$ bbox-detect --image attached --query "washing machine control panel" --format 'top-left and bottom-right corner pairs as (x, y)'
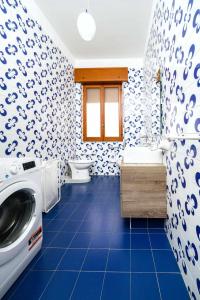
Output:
(23, 161), (36, 171)
(0, 159), (40, 181)
(9, 165), (18, 175)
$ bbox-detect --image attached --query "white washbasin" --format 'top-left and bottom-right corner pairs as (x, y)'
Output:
(123, 146), (163, 164)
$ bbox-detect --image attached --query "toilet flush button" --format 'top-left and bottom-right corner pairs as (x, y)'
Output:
(9, 165), (18, 175)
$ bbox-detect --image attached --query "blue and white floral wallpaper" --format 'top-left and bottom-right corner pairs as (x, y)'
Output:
(0, 0), (76, 181)
(75, 67), (149, 175)
(2, 0), (200, 297)
(145, 0), (200, 298)
(0, 0), (156, 179)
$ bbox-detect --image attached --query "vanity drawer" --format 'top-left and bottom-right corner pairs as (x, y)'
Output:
(120, 164), (167, 218)
(121, 165), (166, 183)
(121, 200), (167, 218)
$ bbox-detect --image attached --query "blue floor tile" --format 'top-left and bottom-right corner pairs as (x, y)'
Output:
(71, 272), (104, 300)
(54, 211), (72, 220)
(79, 220), (102, 232)
(42, 213), (53, 220)
(50, 232), (75, 248)
(110, 233), (130, 249)
(3, 267), (31, 299)
(148, 218), (164, 228)
(28, 247), (47, 270)
(131, 228), (148, 234)
(99, 220), (114, 232)
(112, 218), (130, 233)
(102, 273), (130, 300)
(82, 249), (108, 271)
(70, 232), (93, 248)
(9, 271), (53, 300)
(131, 218), (148, 228)
(69, 210), (87, 221)
(46, 219), (66, 231)
(131, 250), (155, 272)
(107, 249), (130, 272)
(33, 248), (65, 270)
(42, 209), (59, 219)
(56, 207), (77, 219)
(90, 232), (111, 248)
(131, 273), (160, 300)
(131, 234), (151, 249)
(42, 219), (52, 231)
(158, 274), (189, 300)
(148, 228), (166, 233)
(40, 271), (78, 299)
(42, 231), (57, 247)
(61, 221), (81, 232)
(150, 234), (171, 249)
(4, 176), (189, 300)
(58, 249), (87, 271)
(153, 250), (179, 272)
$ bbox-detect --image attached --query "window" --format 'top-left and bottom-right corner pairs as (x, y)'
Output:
(83, 84), (123, 142)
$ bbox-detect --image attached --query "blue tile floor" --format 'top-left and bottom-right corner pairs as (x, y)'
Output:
(4, 176), (189, 300)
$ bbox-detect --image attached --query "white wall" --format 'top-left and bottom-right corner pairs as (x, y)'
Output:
(27, 0), (75, 65)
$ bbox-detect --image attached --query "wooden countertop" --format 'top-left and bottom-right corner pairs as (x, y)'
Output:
(121, 163), (165, 167)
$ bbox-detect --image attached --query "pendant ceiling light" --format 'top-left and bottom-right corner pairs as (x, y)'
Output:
(77, 1), (96, 41)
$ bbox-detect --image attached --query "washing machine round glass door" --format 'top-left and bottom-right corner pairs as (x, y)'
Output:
(0, 189), (36, 248)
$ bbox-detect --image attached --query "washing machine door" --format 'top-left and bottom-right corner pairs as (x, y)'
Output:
(0, 188), (36, 248)
(0, 181), (42, 265)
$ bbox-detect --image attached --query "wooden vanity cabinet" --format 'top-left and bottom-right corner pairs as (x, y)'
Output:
(120, 163), (167, 218)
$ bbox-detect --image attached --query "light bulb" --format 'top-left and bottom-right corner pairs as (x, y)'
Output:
(77, 10), (96, 41)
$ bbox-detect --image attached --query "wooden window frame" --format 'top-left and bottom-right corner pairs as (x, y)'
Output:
(83, 84), (123, 142)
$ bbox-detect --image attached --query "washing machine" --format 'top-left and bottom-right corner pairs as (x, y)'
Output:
(0, 158), (43, 299)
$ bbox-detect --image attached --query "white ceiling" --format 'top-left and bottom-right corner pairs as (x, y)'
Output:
(34, 0), (153, 60)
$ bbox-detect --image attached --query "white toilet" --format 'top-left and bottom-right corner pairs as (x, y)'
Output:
(66, 159), (94, 183)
